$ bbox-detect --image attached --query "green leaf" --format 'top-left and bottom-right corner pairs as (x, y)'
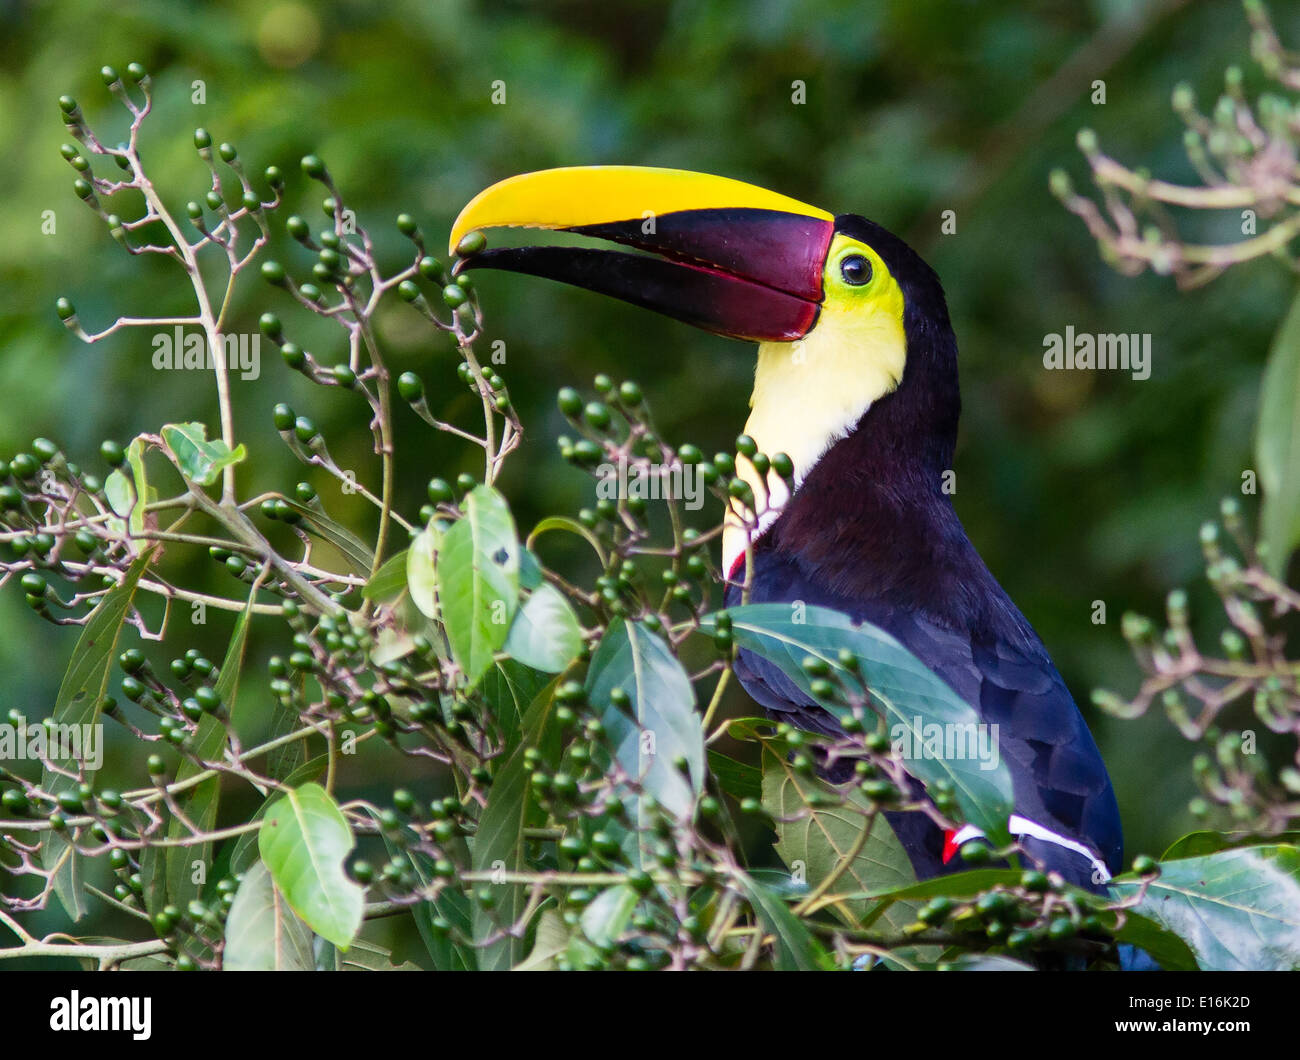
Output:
(527, 515), (606, 566)
(704, 604), (1014, 839)
(161, 421), (247, 487)
(363, 549), (409, 603)
(481, 660), (553, 750)
(737, 871), (836, 971)
(513, 908), (569, 971)
(1113, 911), (1198, 972)
(436, 485), (520, 685)
(1160, 829), (1300, 861)
(104, 437), (156, 542)
(339, 938), (421, 972)
(849, 867), (1028, 932)
(40, 548), (153, 921)
(580, 885), (639, 949)
(1110, 844), (1300, 970)
(258, 783), (364, 950)
(406, 526), (438, 619)
(279, 500), (373, 574)
(707, 749), (762, 802)
(939, 953), (1034, 971)
(398, 847), (476, 971)
(761, 743), (917, 934)
(229, 752), (329, 876)
(1257, 287), (1300, 575)
(472, 677), (560, 970)
(364, 799), (476, 972)
(519, 547), (544, 590)
(503, 583), (583, 673)
(586, 619), (704, 821)
(223, 860), (315, 970)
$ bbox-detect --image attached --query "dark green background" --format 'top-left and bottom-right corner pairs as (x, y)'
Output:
(0, 0), (1289, 877)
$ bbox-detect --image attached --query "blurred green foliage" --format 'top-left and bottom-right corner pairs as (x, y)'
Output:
(1, 0), (1291, 875)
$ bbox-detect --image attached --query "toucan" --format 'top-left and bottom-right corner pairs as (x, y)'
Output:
(448, 166), (1123, 892)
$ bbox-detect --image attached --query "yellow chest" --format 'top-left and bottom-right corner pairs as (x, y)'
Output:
(722, 291), (907, 575)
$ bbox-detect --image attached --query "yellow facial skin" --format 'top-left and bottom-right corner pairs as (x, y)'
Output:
(723, 232), (909, 575)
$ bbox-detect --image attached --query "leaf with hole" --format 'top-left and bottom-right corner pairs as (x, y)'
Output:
(436, 485), (520, 685)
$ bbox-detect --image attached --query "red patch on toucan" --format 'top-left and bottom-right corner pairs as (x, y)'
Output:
(726, 552), (745, 582)
(941, 829), (960, 864)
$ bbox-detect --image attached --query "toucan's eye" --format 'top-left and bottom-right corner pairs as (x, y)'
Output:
(840, 254), (872, 286)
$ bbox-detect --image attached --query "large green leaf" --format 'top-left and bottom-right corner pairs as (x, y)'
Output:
(586, 619), (704, 822)
(704, 604), (1013, 839)
(761, 742), (917, 934)
(258, 783), (364, 950)
(737, 872), (836, 971)
(1110, 844), (1300, 970)
(436, 485), (520, 685)
(40, 548), (153, 921)
(1257, 287), (1300, 576)
(160, 421), (247, 487)
(472, 677), (560, 970)
(503, 582), (583, 673)
(223, 860), (315, 970)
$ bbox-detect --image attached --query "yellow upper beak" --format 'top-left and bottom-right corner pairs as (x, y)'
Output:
(448, 165), (831, 254)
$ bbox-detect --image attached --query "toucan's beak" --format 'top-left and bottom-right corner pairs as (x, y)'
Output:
(448, 166), (835, 342)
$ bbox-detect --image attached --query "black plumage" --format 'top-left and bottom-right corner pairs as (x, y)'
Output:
(724, 215), (1122, 889)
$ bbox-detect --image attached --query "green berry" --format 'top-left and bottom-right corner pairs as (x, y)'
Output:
(455, 230), (486, 257)
(557, 387), (582, 417)
(300, 154), (327, 179)
(397, 372), (424, 402)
